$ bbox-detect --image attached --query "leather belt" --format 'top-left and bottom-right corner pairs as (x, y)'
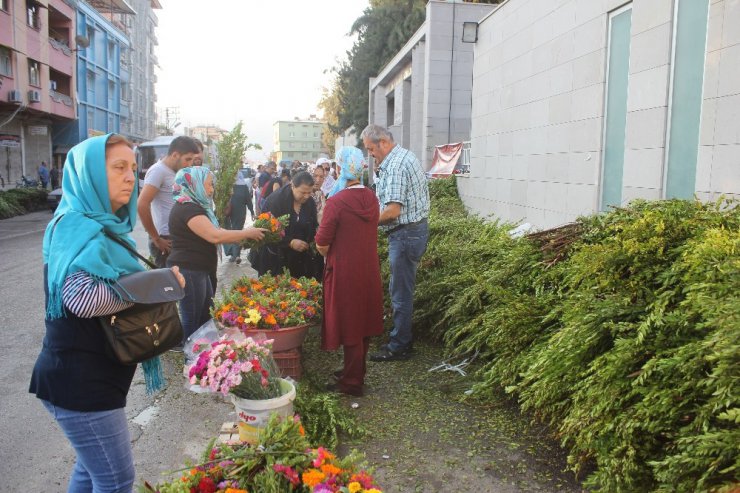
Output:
(386, 218), (427, 235)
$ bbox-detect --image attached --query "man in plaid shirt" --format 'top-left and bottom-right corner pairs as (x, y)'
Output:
(362, 124), (430, 361)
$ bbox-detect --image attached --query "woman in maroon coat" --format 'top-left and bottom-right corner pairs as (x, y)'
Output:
(315, 147), (384, 397)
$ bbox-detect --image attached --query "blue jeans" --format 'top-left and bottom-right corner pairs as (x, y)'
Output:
(387, 220), (429, 352)
(176, 267), (214, 343)
(41, 400), (135, 493)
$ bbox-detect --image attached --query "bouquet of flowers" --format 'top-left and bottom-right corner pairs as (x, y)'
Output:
(187, 336), (283, 400)
(243, 212), (289, 249)
(140, 415), (383, 493)
(212, 273), (322, 332)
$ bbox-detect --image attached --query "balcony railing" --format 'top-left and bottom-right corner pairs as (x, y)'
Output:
(49, 37), (72, 56)
(50, 90), (74, 106)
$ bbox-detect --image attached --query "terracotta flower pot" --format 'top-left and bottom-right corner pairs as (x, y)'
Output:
(243, 323), (311, 352)
(215, 321), (312, 352)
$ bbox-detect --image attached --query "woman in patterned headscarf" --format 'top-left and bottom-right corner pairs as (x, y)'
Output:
(315, 147), (383, 397)
(167, 167), (266, 343)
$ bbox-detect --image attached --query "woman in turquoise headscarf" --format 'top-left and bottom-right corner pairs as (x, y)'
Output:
(167, 166), (266, 344)
(315, 147), (383, 397)
(29, 134), (186, 492)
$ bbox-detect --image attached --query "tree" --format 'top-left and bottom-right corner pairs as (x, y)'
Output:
(213, 122), (261, 224)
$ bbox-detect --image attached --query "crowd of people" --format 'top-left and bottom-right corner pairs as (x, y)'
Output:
(29, 123), (430, 491)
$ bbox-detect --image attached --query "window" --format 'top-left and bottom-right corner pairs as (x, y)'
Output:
(86, 108), (94, 134)
(289, 132), (295, 137)
(86, 70), (95, 102)
(108, 80), (115, 106)
(28, 59), (40, 86)
(599, 4), (632, 211)
(664, 0), (710, 198)
(1, 0), (9, 12)
(0, 46), (11, 77)
(27, 0), (40, 29)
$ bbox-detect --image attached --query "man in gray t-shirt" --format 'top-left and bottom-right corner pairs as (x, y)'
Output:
(137, 136), (200, 267)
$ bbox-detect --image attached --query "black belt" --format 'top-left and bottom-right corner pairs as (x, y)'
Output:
(386, 218), (427, 235)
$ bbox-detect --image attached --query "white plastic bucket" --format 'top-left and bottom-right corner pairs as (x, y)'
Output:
(231, 379), (296, 444)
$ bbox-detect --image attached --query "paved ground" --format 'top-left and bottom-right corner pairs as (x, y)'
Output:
(0, 211), (257, 491)
(1, 211), (583, 492)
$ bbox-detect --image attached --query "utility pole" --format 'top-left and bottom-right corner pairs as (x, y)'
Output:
(161, 106), (180, 135)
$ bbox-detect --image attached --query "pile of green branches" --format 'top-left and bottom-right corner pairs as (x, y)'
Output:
(0, 188), (48, 218)
(406, 178), (739, 492)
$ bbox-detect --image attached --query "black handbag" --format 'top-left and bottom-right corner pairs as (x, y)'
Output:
(99, 232), (185, 365)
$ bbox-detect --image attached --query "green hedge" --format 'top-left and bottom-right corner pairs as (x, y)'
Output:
(0, 188), (48, 219)
(403, 178), (739, 492)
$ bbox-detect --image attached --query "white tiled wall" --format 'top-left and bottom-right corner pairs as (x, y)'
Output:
(460, 0), (740, 230)
(696, 0), (740, 200)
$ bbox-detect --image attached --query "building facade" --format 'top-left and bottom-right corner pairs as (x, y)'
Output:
(109, 0), (160, 143)
(51, 0), (131, 154)
(186, 124), (227, 166)
(459, 0), (740, 229)
(367, 1), (496, 169)
(0, 0), (76, 185)
(273, 117), (326, 163)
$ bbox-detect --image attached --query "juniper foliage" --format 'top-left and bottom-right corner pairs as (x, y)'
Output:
(405, 178), (739, 491)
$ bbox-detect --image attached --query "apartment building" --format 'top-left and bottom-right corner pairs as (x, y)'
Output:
(51, 0), (131, 155)
(273, 117), (326, 163)
(0, 0), (76, 185)
(109, 0), (161, 143)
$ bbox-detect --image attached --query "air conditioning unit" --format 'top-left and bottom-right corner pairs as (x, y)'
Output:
(8, 89), (22, 103)
(28, 90), (41, 102)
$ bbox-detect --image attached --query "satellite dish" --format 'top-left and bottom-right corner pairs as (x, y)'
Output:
(74, 35), (90, 49)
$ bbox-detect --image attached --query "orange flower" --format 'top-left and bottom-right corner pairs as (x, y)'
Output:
(299, 425), (306, 436)
(237, 316), (245, 324)
(258, 213), (270, 220)
(320, 463), (342, 476)
(301, 469), (326, 488)
(224, 489), (248, 493)
(265, 314), (277, 325)
(300, 290), (308, 298)
(280, 301), (288, 309)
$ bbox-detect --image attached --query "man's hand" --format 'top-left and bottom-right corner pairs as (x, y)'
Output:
(289, 239), (309, 252)
(379, 202), (402, 225)
(152, 236), (172, 255)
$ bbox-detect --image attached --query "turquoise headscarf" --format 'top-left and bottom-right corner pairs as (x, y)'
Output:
(327, 146), (366, 198)
(43, 133), (144, 320)
(173, 167), (219, 227)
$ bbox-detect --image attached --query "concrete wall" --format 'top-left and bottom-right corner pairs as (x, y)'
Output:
(422, 1), (492, 167)
(367, 1), (496, 170)
(459, 0), (740, 229)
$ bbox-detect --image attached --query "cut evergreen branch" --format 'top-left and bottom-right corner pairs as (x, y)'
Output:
(399, 178), (739, 492)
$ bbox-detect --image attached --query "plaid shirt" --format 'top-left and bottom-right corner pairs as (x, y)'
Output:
(375, 145), (430, 232)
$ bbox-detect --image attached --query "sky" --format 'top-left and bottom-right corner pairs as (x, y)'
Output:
(155, 0), (369, 161)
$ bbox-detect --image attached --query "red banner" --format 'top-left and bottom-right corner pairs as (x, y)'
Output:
(428, 142), (463, 177)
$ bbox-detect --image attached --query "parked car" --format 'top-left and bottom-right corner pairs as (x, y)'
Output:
(47, 187), (62, 211)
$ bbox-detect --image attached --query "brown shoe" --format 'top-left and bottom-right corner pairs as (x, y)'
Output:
(326, 382), (363, 397)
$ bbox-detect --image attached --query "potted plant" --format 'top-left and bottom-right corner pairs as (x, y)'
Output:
(211, 273), (322, 351)
(187, 337), (296, 443)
